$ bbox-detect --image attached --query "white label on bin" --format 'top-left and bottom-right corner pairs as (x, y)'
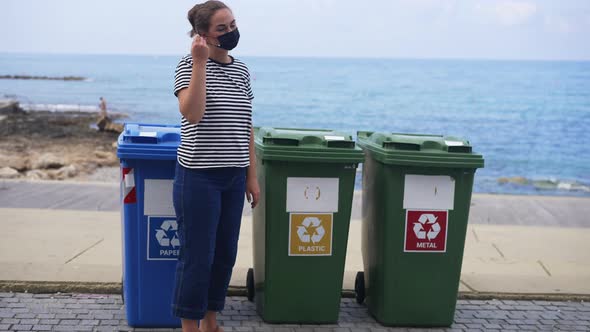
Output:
(289, 213), (333, 256)
(139, 131), (158, 137)
(286, 177), (339, 213)
(445, 140), (464, 146)
(124, 171), (135, 188)
(324, 135), (345, 141)
(147, 216), (179, 260)
(144, 179), (174, 216)
(403, 175), (455, 210)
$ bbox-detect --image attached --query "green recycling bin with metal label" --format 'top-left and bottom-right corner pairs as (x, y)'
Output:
(246, 127), (364, 323)
(355, 131), (484, 327)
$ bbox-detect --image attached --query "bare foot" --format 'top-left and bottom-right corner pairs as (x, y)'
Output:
(200, 310), (222, 332)
(200, 323), (223, 332)
(181, 318), (201, 332)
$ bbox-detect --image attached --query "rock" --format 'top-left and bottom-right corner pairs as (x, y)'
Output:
(96, 115), (123, 133)
(32, 153), (65, 169)
(105, 122), (124, 133)
(49, 165), (78, 180)
(0, 99), (22, 114)
(92, 150), (117, 167)
(81, 162), (98, 173)
(96, 115), (109, 131)
(0, 167), (19, 179)
(533, 179), (558, 190)
(497, 176), (529, 185)
(0, 75), (85, 81)
(0, 153), (29, 171)
(24, 169), (50, 180)
(94, 150), (111, 159)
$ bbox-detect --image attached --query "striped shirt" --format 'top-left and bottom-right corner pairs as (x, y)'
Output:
(173, 55), (254, 169)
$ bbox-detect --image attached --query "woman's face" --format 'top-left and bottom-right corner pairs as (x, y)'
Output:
(204, 8), (236, 44)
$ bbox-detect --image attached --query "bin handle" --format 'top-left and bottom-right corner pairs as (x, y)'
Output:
(327, 140), (356, 149)
(448, 145), (472, 153)
(262, 137), (299, 146)
(382, 142), (421, 151)
(126, 136), (158, 144)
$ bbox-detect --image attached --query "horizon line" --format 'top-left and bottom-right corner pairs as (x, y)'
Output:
(1, 51), (589, 63)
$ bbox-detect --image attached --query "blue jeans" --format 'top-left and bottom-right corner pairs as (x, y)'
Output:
(171, 162), (247, 320)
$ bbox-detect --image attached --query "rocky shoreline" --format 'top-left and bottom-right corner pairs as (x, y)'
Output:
(0, 100), (123, 181)
(0, 75), (86, 81)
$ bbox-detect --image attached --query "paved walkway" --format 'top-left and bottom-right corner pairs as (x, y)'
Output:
(1, 207), (589, 296)
(1, 293), (589, 331)
(1, 179), (590, 331)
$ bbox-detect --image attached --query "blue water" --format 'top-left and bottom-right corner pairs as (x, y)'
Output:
(1, 53), (589, 196)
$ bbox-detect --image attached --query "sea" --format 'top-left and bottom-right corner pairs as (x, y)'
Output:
(1, 53), (589, 196)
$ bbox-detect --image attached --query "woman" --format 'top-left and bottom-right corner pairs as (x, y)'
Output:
(172, 2), (260, 331)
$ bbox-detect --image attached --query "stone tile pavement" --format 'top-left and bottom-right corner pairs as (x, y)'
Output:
(1, 293), (589, 331)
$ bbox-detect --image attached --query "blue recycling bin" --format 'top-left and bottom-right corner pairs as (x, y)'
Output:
(117, 123), (182, 327)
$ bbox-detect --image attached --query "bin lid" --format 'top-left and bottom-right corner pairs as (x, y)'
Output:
(254, 127), (364, 163)
(357, 131), (484, 168)
(117, 123), (181, 160)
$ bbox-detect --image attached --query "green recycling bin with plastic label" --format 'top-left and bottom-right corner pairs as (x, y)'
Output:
(246, 127), (364, 323)
(355, 131), (484, 327)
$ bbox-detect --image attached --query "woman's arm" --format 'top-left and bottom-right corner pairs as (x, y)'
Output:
(246, 126), (260, 208)
(177, 35), (208, 124)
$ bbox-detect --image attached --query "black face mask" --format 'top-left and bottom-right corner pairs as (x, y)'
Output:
(216, 28), (240, 50)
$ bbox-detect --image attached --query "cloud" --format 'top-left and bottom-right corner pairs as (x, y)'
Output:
(544, 14), (573, 33)
(543, 10), (590, 34)
(476, 1), (537, 26)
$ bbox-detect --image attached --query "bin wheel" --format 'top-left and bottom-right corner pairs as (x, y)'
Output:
(121, 278), (125, 305)
(355, 271), (365, 304)
(246, 268), (255, 302)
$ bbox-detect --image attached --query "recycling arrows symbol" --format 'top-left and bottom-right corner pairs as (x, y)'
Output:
(413, 213), (441, 241)
(297, 217), (325, 244)
(155, 219), (180, 248)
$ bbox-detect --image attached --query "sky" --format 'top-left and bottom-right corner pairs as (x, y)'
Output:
(1, 0), (590, 60)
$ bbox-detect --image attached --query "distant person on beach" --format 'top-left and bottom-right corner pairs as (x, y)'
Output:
(99, 97), (108, 117)
(96, 97), (112, 131)
(171, 1), (259, 332)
